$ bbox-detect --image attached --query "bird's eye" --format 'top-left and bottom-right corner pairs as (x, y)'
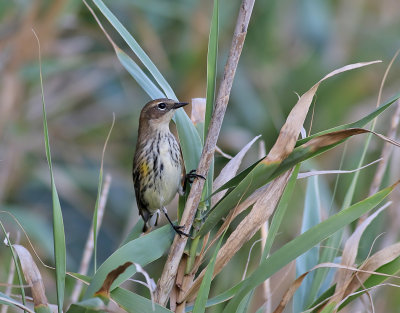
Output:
(158, 102), (167, 110)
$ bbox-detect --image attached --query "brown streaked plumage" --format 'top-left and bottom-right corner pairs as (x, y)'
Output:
(132, 98), (188, 236)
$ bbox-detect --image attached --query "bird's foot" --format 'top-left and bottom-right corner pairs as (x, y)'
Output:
(186, 169), (206, 184)
(172, 224), (190, 237)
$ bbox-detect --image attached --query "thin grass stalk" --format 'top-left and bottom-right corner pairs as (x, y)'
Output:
(258, 141), (271, 313)
(0, 224), (26, 311)
(92, 115), (115, 273)
(69, 174), (112, 304)
(345, 49), (399, 210)
(0, 232), (20, 313)
(33, 29), (66, 313)
(369, 100), (400, 196)
(154, 0), (256, 305)
(356, 49), (400, 227)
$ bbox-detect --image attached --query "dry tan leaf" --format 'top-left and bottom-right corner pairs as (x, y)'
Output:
(304, 128), (368, 149)
(182, 171), (293, 302)
(95, 261), (132, 298)
(13, 245), (49, 308)
(265, 61), (381, 163)
(273, 272), (307, 313)
(304, 128), (400, 151)
(212, 135), (261, 206)
(204, 185), (269, 256)
(344, 242), (400, 299)
(331, 204), (389, 303)
(274, 260), (400, 313)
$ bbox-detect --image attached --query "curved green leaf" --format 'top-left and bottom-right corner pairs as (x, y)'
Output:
(84, 225), (174, 298)
(92, 0), (175, 98)
(116, 49), (165, 99)
(111, 288), (173, 313)
(120, 219), (145, 247)
(90, 0), (203, 174)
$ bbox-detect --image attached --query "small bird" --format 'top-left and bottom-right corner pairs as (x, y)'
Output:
(132, 98), (203, 236)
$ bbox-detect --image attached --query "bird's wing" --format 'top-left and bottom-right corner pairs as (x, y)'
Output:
(132, 155), (150, 223)
(179, 140), (187, 194)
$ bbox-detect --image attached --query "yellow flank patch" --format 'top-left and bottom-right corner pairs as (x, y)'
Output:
(140, 162), (149, 177)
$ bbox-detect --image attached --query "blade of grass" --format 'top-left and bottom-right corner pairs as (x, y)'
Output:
(221, 182), (398, 312)
(84, 225), (174, 299)
(202, 0), (219, 221)
(197, 181), (395, 311)
(85, 0), (203, 173)
(119, 219), (145, 247)
(308, 256), (400, 311)
(0, 223), (26, 308)
(33, 30), (66, 313)
(303, 93), (400, 303)
(184, 0), (220, 276)
(338, 256), (400, 309)
(111, 288), (173, 313)
(0, 293), (33, 313)
(92, 115), (115, 272)
(204, 0), (219, 140)
(174, 110), (203, 172)
(192, 234), (225, 313)
(294, 175), (322, 312)
(116, 49), (165, 99)
(296, 93), (400, 146)
(92, 0), (176, 98)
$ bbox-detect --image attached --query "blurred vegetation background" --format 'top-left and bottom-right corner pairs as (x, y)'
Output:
(1, 0), (400, 311)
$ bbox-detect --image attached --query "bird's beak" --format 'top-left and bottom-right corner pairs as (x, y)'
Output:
(173, 102), (189, 109)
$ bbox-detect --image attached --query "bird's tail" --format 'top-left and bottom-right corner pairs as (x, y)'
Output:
(142, 211), (160, 232)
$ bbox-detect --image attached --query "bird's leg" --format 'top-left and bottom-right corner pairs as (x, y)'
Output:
(162, 207), (189, 237)
(186, 169), (206, 184)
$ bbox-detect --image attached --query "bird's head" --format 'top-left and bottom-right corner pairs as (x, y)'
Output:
(139, 98), (188, 129)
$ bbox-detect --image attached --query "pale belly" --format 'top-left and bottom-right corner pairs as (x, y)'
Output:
(142, 136), (181, 211)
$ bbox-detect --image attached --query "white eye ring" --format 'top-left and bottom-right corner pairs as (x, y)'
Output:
(158, 102), (167, 110)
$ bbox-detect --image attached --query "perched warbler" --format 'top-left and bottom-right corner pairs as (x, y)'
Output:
(132, 98), (203, 236)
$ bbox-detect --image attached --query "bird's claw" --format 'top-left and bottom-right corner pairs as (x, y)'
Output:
(173, 224), (190, 237)
(186, 169), (206, 184)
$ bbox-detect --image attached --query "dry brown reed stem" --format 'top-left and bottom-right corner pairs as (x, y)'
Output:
(154, 0), (256, 305)
(69, 173), (112, 304)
